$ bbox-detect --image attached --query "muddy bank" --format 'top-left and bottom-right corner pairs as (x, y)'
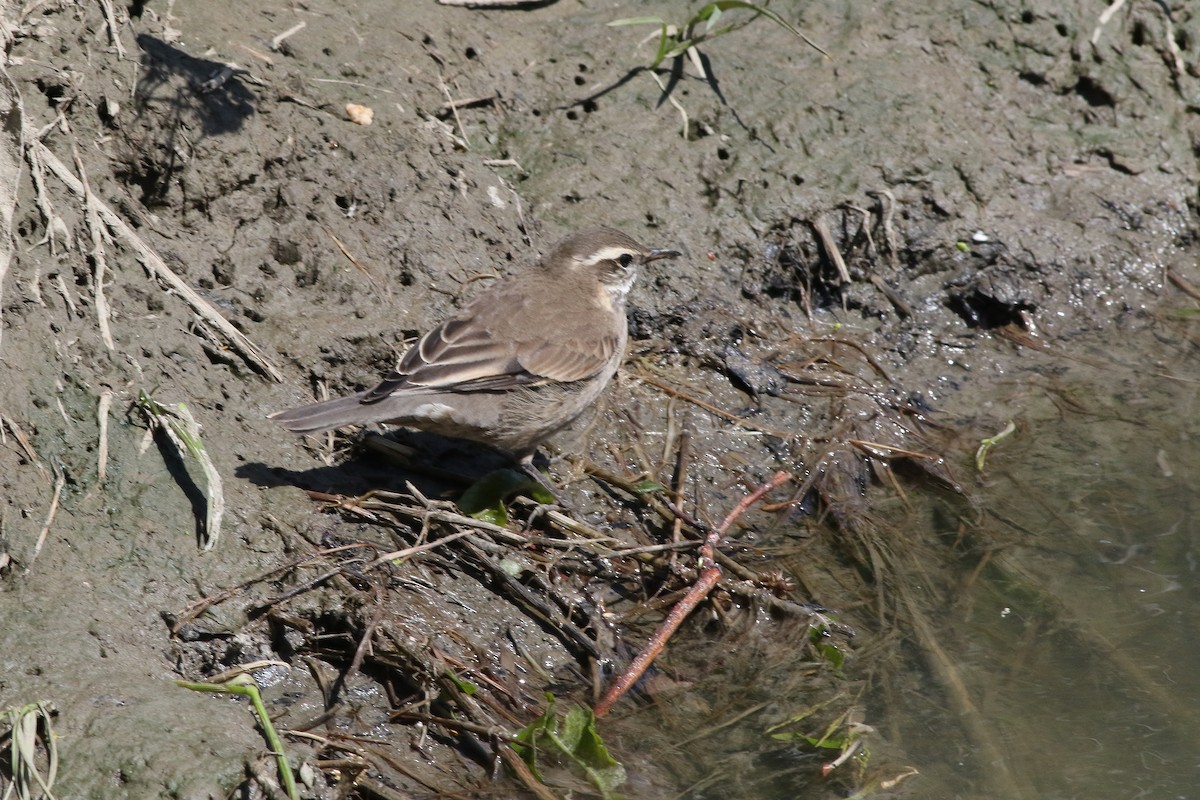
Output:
(1, 0), (1197, 797)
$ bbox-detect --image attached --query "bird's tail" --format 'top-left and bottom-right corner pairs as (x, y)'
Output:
(269, 391), (375, 435)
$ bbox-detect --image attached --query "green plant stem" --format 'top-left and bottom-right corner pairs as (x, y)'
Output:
(176, 679), (300, 800)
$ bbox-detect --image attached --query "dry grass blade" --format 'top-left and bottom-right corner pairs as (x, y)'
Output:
(270, 20), (306, 51)
(72, 144), (116, 351)
(25, 468), (65, 573)
(648, 71), (690, 137)
(1091, 0), (1128, 44)
(96, 0), (126, 57)
(26, 136), (284, 381)
(135, 391), (225, 551)
(896, 581), (1030, 798)
(364, 529), (475, 568)
(849, 439), (939, 461)
(97, 390), (113, 484)
(169, 544), (375, 633)
(0, 67), (22, 354)
(1167, 268), (1200, 301)
(1, 415), (50, 485)
(811, 213), (850, 284)
(437, 0), (549, 5)
(634, 364), (796, 439)
(323, 227), (381, 291)
(2, 701), (60, 800)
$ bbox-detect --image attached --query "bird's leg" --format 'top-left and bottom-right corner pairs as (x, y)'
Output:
(519, 452), (562, 500)
(516, 460), (576, 522)
(518, 451), (589, 520)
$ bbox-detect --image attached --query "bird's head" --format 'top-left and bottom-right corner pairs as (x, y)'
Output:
(546, 226), (681, 303)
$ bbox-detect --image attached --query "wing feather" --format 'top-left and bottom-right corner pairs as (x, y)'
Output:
(362, 289), (621, 404)
(518, 336), (618, 383)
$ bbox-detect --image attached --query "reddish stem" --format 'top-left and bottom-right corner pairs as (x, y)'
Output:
(594, 471), (792, 717)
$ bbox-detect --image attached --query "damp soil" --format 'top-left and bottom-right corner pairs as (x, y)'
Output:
(1, 1), (1198, 798)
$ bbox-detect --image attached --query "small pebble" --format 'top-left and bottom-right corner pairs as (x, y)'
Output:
(345, 103), (374, 125)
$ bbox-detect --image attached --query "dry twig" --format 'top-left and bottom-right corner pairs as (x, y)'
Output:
(594, 470), (792, 716)
(27, 136), (284, 381)
(97, 389), (113, 484)
(270, 20), (306, 51)
(96, 0), (127, 57)
(26, 468), (65, 573)
(73, 144), (116, 350)
(1, 415), (50, 485)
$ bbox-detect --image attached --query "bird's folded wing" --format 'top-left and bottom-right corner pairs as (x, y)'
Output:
(517, 337), (617, 383)
(362, 315), (617, 402)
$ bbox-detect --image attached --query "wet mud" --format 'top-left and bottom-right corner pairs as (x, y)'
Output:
(1, 1), (1198, 797)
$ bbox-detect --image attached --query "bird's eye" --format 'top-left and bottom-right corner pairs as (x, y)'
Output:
(617, 253), (635, 268)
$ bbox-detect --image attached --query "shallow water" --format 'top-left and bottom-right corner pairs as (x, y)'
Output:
(601, 314), (1200, 800)
(908, 349), (1198, 797)
(861, 317), (1199, 798)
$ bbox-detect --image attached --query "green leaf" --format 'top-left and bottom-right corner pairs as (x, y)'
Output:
(613, 0), (827, 72)
(177, 679), (301, 800)
(651, 24), (675, 68)
(768, 727), (846, 748)
(514, 694), (626, 798)
(818, 641), (845, 670)
(700, 4), (724, 31)
(445, 671), (478, 696)
(705, 1), (800, 43)
(563, 706), (626, 794)
(458, 469), (554, 523)
(528, 482), (557, 505)
(975, 420), (1016, 472)
(807, 624), (846, 670)
(475, 504), (509, 526)
(804, 733), (847, 750)
(514, 693), (558, 780)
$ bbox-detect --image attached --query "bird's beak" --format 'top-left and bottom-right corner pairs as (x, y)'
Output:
(642, 248), (681, 264)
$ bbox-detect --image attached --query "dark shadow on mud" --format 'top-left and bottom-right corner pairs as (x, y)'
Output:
(148, 432), (210, 548)
(117, 34), (258, 206)
(238, 430), (516, 499)
(135, 34), (256, 135)
(565, 53), (765, 144)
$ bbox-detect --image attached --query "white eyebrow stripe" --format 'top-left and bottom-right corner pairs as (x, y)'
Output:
(575, 246), (639, 266)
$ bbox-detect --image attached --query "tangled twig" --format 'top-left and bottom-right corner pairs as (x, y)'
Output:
(595, 470), (792, 717)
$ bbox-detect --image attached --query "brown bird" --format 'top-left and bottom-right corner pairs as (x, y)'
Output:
(271, 226), (680, 473)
